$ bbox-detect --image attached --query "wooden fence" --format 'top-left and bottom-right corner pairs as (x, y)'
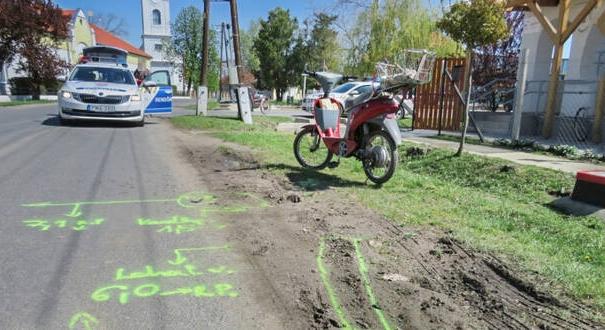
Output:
(413, 58), (466, 131)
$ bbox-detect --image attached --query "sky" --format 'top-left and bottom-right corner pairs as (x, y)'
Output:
(55, 1), (563, 61)
(54, 0), (327, 47)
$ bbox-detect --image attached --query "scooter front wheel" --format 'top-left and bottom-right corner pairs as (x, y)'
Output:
(363, 130), (398, 184)
(293, 126), (333, 169)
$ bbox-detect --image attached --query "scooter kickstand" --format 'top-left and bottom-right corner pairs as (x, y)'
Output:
(327, 157), (340, 169)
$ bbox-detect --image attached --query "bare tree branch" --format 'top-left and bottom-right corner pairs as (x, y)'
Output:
(91, 13), (128, 37)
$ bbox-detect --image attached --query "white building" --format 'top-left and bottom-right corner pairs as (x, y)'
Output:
(511, 0), (605, 144)
(140, 0), (183, 92)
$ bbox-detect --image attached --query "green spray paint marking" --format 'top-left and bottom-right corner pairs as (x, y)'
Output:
(91, 282), (238, 304)
(68, 312), (98, 330)
(352, 239), (392, 330)
(66, 203), (82, 218)
(22, 191), (270, 218)
(114, 264), (236, 281)
(136, 215), (224, 234)
(316, 238), (353, 330)
(23, 218), (104, 231)
(169, 245), (231, 265)
(22, 192), (217, 212)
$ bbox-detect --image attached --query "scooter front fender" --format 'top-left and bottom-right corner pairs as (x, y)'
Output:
(384, 117), (402, 145)
(368, 117), (402, 145)
(295, 124), (317, 135)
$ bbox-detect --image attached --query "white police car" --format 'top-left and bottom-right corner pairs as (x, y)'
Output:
(57, 46), (172, 126)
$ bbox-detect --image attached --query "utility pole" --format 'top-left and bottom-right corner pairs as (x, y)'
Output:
(219, 22), (225, 103)
(200, 0), (210, 87)
(229, 0), (242, 83)
(197, 0), (210, 116)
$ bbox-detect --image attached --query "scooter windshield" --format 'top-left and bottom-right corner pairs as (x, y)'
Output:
(314, 72), (343, 94)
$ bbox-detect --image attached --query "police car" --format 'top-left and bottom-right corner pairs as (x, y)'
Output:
(57, 46), (172, 126)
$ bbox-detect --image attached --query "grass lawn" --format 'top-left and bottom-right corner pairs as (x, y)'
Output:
(398, 117), (413, 129)
(171, 115), (605, 312)
(182, 100), (220, 111)
(0, 100), (55, 107)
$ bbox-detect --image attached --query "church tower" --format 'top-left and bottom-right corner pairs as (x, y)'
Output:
(141, 0), (181, 88)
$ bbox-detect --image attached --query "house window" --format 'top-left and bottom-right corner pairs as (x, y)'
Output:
(152, 10), (161, 25)
(155, 44), (162, 52)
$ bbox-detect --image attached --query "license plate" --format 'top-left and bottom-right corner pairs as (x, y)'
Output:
(87, 105), (116, 112)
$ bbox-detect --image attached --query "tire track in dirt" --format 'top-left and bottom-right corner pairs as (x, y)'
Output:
(170, 122), (604, 330)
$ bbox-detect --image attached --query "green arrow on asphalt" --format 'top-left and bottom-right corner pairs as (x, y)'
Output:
(68, 312), (98, 330)
(168, 245), (232, 265)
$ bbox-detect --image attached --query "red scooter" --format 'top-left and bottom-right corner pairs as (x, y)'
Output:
(293, 50), (435, 184)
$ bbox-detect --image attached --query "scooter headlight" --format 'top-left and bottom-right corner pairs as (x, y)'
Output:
(61, 91), (72, 99)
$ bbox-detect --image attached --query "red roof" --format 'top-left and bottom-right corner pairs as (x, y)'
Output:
(60, 9), (151, 59)
(91, 24), (151, 59)
(61, 9), (76, 17)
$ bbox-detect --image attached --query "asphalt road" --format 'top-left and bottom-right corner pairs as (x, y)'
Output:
(0, 102), (287, 329)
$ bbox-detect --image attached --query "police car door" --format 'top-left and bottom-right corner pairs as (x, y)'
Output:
(142, 70), (173, 114)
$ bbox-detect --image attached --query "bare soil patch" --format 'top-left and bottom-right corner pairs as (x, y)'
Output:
(170, 124), (603, 329)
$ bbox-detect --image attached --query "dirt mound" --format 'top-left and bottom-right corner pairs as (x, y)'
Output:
(172, 124), (603, 329)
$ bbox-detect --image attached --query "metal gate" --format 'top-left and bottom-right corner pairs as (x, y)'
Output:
(413, 58), (466, 131)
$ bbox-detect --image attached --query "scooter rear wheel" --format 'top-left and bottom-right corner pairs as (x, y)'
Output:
(259, 99), (271, 114)
(363, 130), (398, 184)
(293, 126), (333, 169)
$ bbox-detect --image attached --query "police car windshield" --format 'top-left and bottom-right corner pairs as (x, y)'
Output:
(70, 67), (135, 85)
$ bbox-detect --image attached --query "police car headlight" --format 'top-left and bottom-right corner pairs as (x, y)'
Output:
(61, 91), (72, 99)
(130, 94), (141, 102)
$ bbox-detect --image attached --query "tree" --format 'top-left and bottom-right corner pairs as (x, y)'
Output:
(240, 20), (261, 76)
(254, 7), (297, 99)
(337, 0), (462, 77)
(0, 0), (69, 99)
(90, 13), (128, 37)
(472, 11), (524, 87)
(206, 29), (220, 93)
(308, 13), (340, 71)
(166, 6), (203, 95)
(164, 7), (219, 95)
(437, 0), (509, 156)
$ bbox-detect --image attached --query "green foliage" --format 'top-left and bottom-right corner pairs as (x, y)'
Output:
(165, 6), (220, 93)
(308, 13), (340, 71)
(0, 0), (70, 99)
(343, 0), (462, 76)
(254, 7), (298, 97)
(436, 0), (509, 49)
(9, 77), (59, 95)
(240, 20), (261, 73)
(548, 144), (581, 158)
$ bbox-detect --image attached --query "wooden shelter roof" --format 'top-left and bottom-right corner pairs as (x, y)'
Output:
(507, 0), (559, 10)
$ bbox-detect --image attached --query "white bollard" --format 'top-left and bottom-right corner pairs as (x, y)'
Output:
(196, 86), (208, 116)
(238, 87), (253, 124)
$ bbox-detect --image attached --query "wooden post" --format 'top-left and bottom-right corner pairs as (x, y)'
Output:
(229, 0), (243, 83)
(197, 0), (210, 116)
(542, 0), (570, 138)
(592, 78), (605, 143)
(456, 50), (473, 156)
(438, 59), (447, 135)
(200, 0), (210, 87)
(512, 48), (529, 141)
